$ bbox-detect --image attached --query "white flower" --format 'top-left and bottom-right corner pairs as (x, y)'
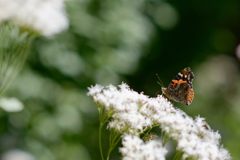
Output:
(0, 97), (24, 112)
(120, 134), (167, 160)
(88, 83), (231, 160)
(0, 0), (68, 36)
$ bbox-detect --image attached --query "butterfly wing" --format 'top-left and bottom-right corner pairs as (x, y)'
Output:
(162, 67), (194, 105)
(175, 67), (194, 87)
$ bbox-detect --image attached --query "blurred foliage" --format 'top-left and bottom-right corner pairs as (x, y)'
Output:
(0, 25), (33, 95)
(0, 0), (240, 160)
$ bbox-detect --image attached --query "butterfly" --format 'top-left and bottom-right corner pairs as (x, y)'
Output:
(161, 67), (194, 105)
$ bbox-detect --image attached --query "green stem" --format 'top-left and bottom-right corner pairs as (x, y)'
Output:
(98, 106), (108, 160)
(161, 131), (169, 146)
(173, 150), (182, 160)
(99, 123), (104, 160)
(106, 131), (121, 160)
(106, 147), (112, 160)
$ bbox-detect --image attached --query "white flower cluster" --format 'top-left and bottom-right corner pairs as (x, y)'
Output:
(120, 134), (167, 160)
(0, 0), (68, 36)
(143, 97), (230, 160)
(88, 83), (231, 160)
(88, 83), (153, 134)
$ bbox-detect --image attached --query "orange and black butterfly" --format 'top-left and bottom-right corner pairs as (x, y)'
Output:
(161, 67), (194, 105)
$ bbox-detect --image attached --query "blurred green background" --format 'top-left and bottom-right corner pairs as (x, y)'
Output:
(1, 0), (240, 159)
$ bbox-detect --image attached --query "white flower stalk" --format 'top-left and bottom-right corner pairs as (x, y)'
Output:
(88, 83), (231, 160)
(0, 0), (68, 36)
(120, 134), (167, 160)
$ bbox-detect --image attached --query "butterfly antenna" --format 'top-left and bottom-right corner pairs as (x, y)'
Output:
(155, 73), (164, 87)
